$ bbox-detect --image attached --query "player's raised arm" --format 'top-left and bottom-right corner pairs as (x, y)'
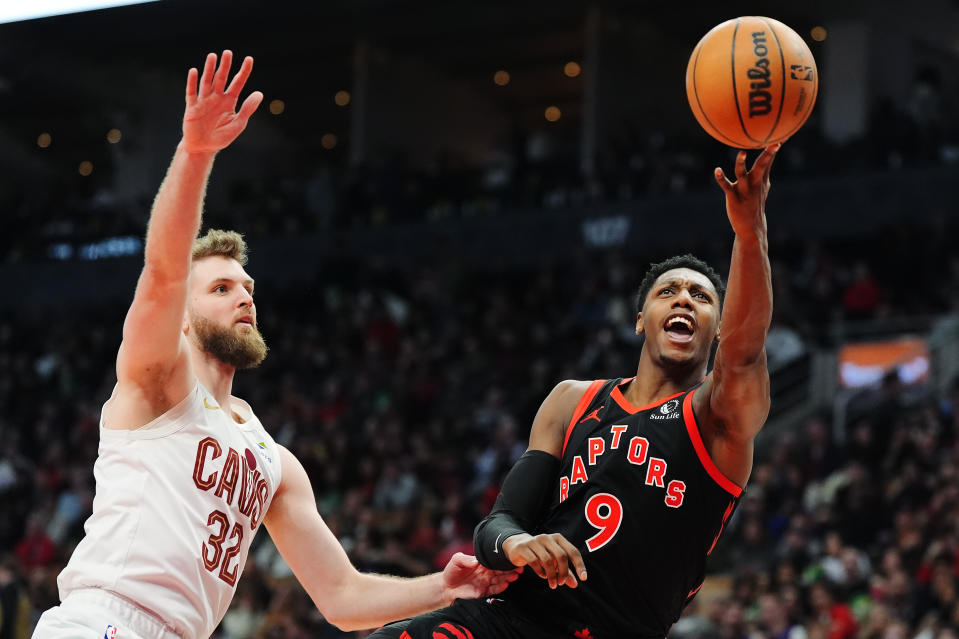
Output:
(263, 447), (518, 631)
(113, 52), (263, 423)
(695, 144), (779, 485)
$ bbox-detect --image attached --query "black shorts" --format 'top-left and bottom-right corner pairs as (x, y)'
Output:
(368, 597), (597, 639)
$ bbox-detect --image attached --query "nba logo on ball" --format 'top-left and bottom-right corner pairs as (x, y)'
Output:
(686, 16), (818, 148)
(103, 625), (119, 639)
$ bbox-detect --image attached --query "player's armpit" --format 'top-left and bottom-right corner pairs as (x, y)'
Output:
(693, 365), (769, 487)
(705, 352), (770, 443)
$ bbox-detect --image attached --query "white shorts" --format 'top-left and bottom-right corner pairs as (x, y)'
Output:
(33, 588), (183, 639)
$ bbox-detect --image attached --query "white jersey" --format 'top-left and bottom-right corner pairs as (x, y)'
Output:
(57, 381), (282, 639)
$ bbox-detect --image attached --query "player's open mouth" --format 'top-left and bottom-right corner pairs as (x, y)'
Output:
(664, 315), (695, 344)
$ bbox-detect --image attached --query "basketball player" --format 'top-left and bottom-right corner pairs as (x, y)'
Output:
(32, 51), (517, 639)
(370, 144), (781, 639)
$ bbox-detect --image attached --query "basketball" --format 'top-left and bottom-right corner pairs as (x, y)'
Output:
(685, 16), (818, 149)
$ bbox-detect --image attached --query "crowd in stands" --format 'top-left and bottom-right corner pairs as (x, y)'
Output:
(0, 52), (957, 637)
(0, 186), (958, 638)
(1, 60), (956, 264)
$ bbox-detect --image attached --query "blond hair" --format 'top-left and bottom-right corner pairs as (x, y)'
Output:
(191, 229), (248, 265)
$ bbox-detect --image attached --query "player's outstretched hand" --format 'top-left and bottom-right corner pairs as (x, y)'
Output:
(503, 532), (587, 590)
(440, 552), (521, 604)
(182, 50), (263, 154)
(713, 142), (780, 235)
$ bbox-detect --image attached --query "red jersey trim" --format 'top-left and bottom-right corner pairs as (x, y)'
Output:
(682, 389), (743, 497)
(562, 379), (606, 456)
(610, 378), (685, 414)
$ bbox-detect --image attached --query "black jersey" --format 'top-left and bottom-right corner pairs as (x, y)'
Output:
(501, 378), (742, 639)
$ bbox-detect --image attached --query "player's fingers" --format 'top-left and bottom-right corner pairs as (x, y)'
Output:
(490, 571), (515, 584)
(527, 543), (559, 588)
(762, 142), (781, 177)
(212, 50), (233, 93)
(236, 91), (263, 123)
(508, 551), (528, 567)
(185, 68), (198, 106)
(198, 53), (217, 98)
(542, 543), (569, 587)
(734, 150), (748, 180)
(752, 142), (778, 172)
(748, 145), (778, 188)
(226, 56), (254, 97)
(556, 536), (588, 582)
(488, 569), (521, 593)
(489, 570), (520, 589)
(510, 548), (545, 579)
(524, 559), (547, 580)
(713, 167), (732, 193)
(541, 536), (575, 586)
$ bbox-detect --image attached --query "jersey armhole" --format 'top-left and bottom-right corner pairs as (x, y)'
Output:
(682, 388), (744, 497)
(562, 379), (606, 457)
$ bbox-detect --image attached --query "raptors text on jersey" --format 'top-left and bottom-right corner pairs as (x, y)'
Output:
(502, 378), (742, 638)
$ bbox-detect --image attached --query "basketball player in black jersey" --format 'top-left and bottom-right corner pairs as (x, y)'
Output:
(370, 144), (780, 639)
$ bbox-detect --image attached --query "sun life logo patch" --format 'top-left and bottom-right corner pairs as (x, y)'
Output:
(651, 399), (681, 420)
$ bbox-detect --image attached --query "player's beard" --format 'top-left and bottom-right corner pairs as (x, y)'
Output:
(189, 312), (268, 369)
(656, 337), (716, 375)
(658, 352), (699, 372)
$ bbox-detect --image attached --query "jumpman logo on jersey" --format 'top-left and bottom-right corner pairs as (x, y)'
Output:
(579, 405), (604, 424)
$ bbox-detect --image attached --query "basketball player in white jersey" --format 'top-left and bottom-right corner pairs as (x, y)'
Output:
(32, 51), (518, 639)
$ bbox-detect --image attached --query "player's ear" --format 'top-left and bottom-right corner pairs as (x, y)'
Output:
(635, 312), (644, 335)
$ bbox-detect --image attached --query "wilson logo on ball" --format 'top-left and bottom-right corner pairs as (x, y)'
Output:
(685, 16), (819, 149)
(747, 31), (772, 117)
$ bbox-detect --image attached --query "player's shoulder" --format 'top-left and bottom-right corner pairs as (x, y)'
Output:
(545, 379), (601, 411)
(531, 379), (608, 456)
(553, 378), (596, 395)
(544, 380), (605, 421)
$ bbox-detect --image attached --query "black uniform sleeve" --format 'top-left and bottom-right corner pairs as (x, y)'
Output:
(473, 449), (560, 569)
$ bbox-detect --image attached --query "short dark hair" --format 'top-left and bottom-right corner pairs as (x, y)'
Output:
(634, 254), (725, 314)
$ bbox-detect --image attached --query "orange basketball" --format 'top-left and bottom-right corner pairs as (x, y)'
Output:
(685, 16), (818, 149)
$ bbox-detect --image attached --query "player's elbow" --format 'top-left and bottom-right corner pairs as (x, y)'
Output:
(323, 615), (363, 632)
(322, 606), (383, 633)
(316, 598), (362, 631)
(307, 571), (364, 631)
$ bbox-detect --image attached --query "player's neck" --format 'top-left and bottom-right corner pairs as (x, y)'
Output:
(190, 343), (237, 419)
(628, 351), (704, 406)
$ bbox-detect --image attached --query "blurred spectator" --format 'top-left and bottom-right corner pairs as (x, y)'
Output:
(808, 580), (857, 639)
(1, 182), (958, 638)
(754, 592), (807, 639)
(13, 516), (55, 572)
(841, 261), (882, 321)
